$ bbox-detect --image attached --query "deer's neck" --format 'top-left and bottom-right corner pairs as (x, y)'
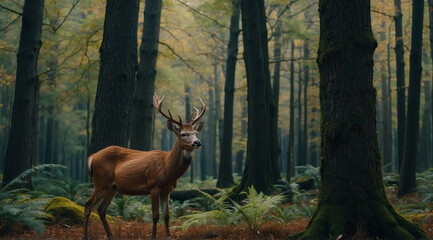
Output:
(166, 138), (192, 179)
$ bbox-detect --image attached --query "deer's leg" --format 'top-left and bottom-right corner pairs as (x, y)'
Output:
(150, 189), (160, 239)
(83, 189), (105, 240)
(160, 193), (170, 237)
(97, 185), (117, 239)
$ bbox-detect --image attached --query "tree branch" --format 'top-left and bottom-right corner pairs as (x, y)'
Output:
(52, 0), (80, 32)
(158, 41), (208, 83)
(175, 0), (230, 29)
(0, 3), (22, 15)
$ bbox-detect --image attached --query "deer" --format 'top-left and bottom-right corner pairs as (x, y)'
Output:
(82, 93), (205, 239)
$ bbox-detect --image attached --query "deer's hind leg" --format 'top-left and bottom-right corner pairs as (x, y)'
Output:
(97, 185), (117, 239)
(83, 188), (105, 239)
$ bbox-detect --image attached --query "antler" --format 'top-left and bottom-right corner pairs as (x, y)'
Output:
(153, 93), (183, 125)
(189, 97), (206, 125)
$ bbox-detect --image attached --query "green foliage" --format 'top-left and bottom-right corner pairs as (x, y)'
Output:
(32, 170), (92, 205)
(108, 195), (152, 222)
(418, 168), (433, 204)
(232, 186), (284, 232)
(0, 164), (65, 236)
(179, 189), (234, 230)
(294, 164), (320, 187)
(179, 186), (284, 232)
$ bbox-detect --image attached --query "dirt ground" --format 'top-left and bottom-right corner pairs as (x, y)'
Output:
(5, 218), (433, 240)
(5, 219), (308, 239)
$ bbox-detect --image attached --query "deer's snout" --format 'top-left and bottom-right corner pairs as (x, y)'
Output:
(192, 140), (201, 148)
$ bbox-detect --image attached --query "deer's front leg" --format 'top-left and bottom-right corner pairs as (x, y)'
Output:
(150, 189), (160, 239)
(160, 193), (170, 237)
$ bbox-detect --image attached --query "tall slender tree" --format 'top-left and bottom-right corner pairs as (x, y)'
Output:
(217, 0), (240, 188)
(398, 0), (424, 197)
(2, 0), (45, 188)
(394, 0), (406, 171)
(287, 40), (296, 181)
(130, 0), (162, 151)
(89, 0), (139, 155)
(289, 0), (428, 238)
(231, 0), (274, 197)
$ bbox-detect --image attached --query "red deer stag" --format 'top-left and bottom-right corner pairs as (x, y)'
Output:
(83, 93), (205, 239)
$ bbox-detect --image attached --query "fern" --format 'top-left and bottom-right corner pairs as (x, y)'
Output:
(179, 186), (285, 232)
(232, 186), (284, 232)
(0, 164), (65, 236)
(179, 188), (235, 230)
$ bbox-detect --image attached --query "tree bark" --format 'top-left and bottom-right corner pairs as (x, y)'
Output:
(130, 0), (162, 151)
(231, 0), (274, 198)
(290, 0), (428, 238)
(398, 0), (424, 197)
(419, 81), (432, 170)
(394, 0), (406, 171)
(303, 42), (309, 166)
(2, 0), (45, 188)
(89, 0), (139, 155)
(287, 40), (296, 181)
(217, 0), (240, 188)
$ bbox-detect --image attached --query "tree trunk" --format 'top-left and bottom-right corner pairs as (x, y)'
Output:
(231, 0), (274, 198)
(290, 0), (428, 238)
(287, 40), (296, 181)
(310, 77), (319, 167)
(419, 81), (432, 170)
(217, 0), (240, 188)
(297, 62), (303, 168)
(89, 0), (139, 155)
(208, 83), (217, 178)
(429, 0), (433, 169)
(130, 0), (161, 151)
(303, 42), (309, 166)
(394, 0), (406, 172)
(398, 0), (424, 197)
(2, 0), (44, 188)
(268, 5), (283, 183)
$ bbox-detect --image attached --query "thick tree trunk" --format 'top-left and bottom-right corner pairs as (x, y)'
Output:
(398, 0), (424, 197)
(394, 0), (406, 171)
(290, 0), (428, 238)
(130, 0), (162, 151)
(231, 0), (274, 198)
(89, 0), (139, 155)
(2, 0), (44, 188)
(217, 0), (240, 188)
(310, 77), (319, 167)
(429, 0), (433, 169)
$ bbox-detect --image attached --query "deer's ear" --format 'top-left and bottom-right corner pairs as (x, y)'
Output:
(167, 120), (180, 134)
(194, 122), (204, 132)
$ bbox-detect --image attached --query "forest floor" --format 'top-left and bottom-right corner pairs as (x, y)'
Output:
(4, 187), (433, 239)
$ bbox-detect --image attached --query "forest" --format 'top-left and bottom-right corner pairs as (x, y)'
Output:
(1, 0), (433, 239)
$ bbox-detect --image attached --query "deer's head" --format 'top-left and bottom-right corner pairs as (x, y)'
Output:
(153, 94), (205, 151)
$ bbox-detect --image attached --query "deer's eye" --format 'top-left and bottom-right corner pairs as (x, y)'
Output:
(181, 133), (187, 137)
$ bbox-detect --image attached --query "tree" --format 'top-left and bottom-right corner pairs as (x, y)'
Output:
(231, 0), (274, 197)
(130, 0), (162, 151)
(394, 0), (406, 171)
(88, 0), (139, 155)
(287, 40), (296, 181)
(217, 0), (240, 188)
(2, 0), (45, 188)
(289, 0), (428, 238)
(398, 0), (424, 197)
